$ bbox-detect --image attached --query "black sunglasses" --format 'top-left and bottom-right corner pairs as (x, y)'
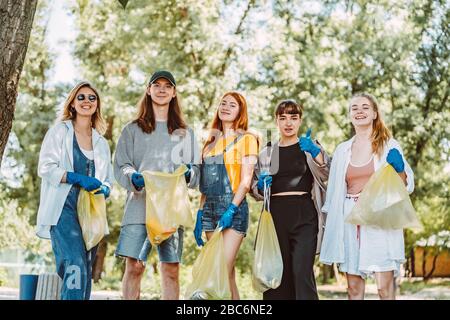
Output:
(76, 94), (97, 102)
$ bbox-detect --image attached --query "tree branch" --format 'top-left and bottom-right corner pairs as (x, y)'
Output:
(203, 0), (256, 123)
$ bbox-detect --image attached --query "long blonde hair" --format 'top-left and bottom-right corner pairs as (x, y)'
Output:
(350, 92), (391, 156)
(60, 81), (107, 135)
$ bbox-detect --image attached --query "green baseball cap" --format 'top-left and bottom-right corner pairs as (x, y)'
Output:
(149, 70), (176, 87)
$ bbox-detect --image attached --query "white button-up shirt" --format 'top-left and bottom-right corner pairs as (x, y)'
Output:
(319, 137), (414, 265)
(36, 120), (114, 239)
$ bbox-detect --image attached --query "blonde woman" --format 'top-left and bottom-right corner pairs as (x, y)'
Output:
(37, 81), (113, 300)
(320, 93), (414, 300)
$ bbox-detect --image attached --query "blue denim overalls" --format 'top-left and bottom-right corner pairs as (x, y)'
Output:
(200, 135), (249, 235)
(50, 133), (98, 300)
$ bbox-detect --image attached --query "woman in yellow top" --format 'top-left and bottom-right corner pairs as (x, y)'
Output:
(193, 91), (259, 300)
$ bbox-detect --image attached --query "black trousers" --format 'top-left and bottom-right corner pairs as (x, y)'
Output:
(263, 194), (319, 300)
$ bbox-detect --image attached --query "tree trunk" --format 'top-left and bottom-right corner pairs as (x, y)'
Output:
(0, 0), (38, 165)
(422, 248), (427, 281)
(320, 264), (332, 284)
(424, 252), (439, 281)
(92, 239), (108, 283)
(408, 247), (415, 277)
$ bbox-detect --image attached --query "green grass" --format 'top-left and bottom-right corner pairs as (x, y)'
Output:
(399, 279), (450, 295)
(0, 267), (7, 287)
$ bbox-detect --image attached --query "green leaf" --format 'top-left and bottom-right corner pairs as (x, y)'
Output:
(118, 0), (128, 9)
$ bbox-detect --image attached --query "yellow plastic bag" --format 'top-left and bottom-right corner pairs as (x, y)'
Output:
(252, 184), (283, 293)
(345, 164), (422, 230)
(77, 189), (108, 250)
(142, 165), (193, 246)
(185, 228), (231, 300)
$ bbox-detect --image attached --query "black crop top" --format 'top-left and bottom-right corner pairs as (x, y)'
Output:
(270, 142), (314, 194)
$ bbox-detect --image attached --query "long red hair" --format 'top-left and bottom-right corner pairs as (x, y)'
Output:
(202, 92), (250, 155)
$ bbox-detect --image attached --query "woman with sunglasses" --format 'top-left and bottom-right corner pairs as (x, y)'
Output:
(250, 100), (330, 300)
(36, 81), (113, 300)
(193, 92), (259, 300)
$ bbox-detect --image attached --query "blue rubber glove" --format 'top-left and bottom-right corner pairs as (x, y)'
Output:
(386, 148), (405, 173)
(131, 172), (145, 190)
(218, 203), (238, 229)
(184, 164), (192, 183)
(193, 209), (204, 247)
(95, 185), (111, 198)
(299, 128), (321, 158)
(66, 172), (102, 191)
(257, 171), (272, 191)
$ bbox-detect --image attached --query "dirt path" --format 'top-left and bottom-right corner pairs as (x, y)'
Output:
(317, 283), (450, 300)
(1, 283), (449, 300)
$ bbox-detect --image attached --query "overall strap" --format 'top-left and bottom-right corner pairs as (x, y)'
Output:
(223, 134), (245, 153)
(203, 134), (243, 159)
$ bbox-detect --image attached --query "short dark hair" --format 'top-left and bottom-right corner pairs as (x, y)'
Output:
(275, 99), (303, 118)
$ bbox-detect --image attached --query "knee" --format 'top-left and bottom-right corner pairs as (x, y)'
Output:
(228, 265), (236, 279)
(161, 263), (179, 281)
(347, 285), (360, 297)
(126, 259), (145, 278)
(377, 284), (393, 299)
(347, 281), (363, 297)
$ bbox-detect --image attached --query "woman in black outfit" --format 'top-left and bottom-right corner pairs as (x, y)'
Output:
(251, 100), (330, 300)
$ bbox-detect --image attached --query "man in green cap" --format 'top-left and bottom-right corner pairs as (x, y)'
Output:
(114, 70), (201, 300)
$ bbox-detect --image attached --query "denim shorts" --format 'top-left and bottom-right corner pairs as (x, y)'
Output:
(115, 224), (184, 263)
(202, 196), (249, 236)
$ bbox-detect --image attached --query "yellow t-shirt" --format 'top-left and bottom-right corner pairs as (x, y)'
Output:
(206, 134), (259, 193)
